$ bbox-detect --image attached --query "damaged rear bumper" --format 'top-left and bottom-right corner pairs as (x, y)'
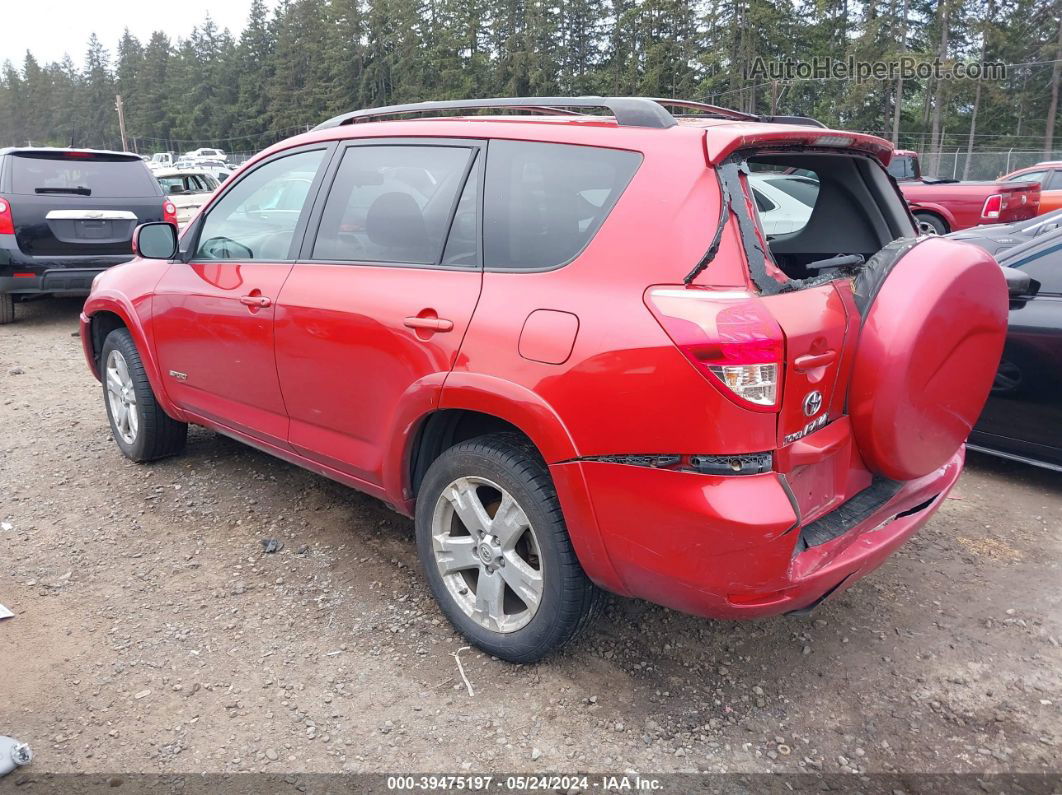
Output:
(550, 447), (963, 619)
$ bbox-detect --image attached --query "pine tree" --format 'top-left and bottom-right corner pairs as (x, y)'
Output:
(115, 29), (144, 150)
(233, 0), (276, 145)
(20, 52), (51, 144)
(269, 0), (334, 131)
(324, 0), (368, 112)
(82, 33), (116, 148)
(0, 61), (26, 145)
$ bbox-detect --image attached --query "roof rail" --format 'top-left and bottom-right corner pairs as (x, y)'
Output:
(312, 97), (827, 131)
(314, 97), (679, 130)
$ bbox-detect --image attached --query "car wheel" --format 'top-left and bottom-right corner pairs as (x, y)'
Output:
(416, 433), (602, 663)
(0, 293), (13, 325)
(101, 328), (187, 462)
(914, 212), (948, 235)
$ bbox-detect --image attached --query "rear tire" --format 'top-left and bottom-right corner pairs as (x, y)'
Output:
(415, 433), (602, 663)
(914, 212), (948, 235)
(100, 328), (187, 462)
(0, 293), (14, 325)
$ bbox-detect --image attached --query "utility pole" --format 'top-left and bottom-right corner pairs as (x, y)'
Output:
(115, 94), (128, 152)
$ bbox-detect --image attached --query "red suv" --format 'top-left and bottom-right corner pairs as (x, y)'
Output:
(80, 98), (1008, 662)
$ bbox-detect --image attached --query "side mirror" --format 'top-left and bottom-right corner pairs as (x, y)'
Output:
(1001, 266), (1034, 298)
(132, 222), (178, 260)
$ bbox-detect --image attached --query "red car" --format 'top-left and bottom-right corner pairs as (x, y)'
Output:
(80, 98), (1008, 662)
(887, 149), (1041, 233)
(999, 161), (1062, 215)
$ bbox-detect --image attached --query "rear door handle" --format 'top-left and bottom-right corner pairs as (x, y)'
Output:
(404, 316), (454, 332)
(794, 350), (837, 371)
(240, 295), (272, 308)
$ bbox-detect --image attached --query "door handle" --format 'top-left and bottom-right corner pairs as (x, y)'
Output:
(240, 294), (272, 308)
(404, 316), (454, 332)
(794, 350), (837, 371)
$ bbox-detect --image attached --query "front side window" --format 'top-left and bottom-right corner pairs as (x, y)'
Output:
(483, 141), (641, 270)
(194, 149), (324, 261)
(312, 145), (474, 264)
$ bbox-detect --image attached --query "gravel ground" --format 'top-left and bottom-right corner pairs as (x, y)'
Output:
(1, 297), (1060, 780)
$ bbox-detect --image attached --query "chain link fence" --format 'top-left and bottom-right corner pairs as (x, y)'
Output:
(920, 149), (1062, 180)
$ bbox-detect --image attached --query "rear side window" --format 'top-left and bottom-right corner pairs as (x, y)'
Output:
(312, 144), (473, 264)
(752, 189), (775, 212)
(764, 176), (820, 207)
(9, 153), (161, 197)
(1008, 170), (1046, 184)
(441, 154), (481, 267)
(887, 155), (918, 180)
(483, 141), (641, 270)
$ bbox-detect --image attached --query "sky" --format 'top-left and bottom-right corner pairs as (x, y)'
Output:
(0, 0), (269, 68)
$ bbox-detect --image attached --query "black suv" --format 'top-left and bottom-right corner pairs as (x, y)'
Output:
(0, 148), (176, 323)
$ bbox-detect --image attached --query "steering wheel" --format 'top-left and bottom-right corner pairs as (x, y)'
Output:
(198, 236), (254, 260)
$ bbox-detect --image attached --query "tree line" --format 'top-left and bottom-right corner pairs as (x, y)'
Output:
(0, 0), (1058, 163)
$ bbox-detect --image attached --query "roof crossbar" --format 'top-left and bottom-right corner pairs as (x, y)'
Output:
(312, 96), (826, 131)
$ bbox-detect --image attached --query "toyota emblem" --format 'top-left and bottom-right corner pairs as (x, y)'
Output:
(802, 390), (823, 417)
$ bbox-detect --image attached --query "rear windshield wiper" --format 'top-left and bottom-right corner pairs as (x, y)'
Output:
(35, 186), (92, 196)
(805, 253), (865, 271)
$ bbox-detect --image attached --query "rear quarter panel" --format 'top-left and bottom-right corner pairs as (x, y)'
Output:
(446, 128), (778, 460)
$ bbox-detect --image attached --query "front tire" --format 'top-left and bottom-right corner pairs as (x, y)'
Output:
(0, 293), (14, 325)
(415, 433), (601, 663)
(100, 328), (187, 462)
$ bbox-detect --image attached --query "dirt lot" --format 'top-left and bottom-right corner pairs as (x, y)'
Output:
(1, 297), (1060, 781)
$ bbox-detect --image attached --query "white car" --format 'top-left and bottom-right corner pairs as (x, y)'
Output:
(155, 169), (220, 227)
(748, 173), (819, 235)
(192, 159), (234, 182)
(183, 147), (227, 164)
(147, 152), (176, 172)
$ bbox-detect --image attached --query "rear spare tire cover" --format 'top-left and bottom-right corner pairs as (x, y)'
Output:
(849, 237), (1008, 481)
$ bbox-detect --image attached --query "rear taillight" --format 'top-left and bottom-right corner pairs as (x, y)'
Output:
(981, 194), (1003, 219)
(162, 199), (178, 225)
(645, 287), (784, 412)
(0, 198), (13, 234)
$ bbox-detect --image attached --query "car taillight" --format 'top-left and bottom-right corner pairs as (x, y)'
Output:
(982, 194), (1003, 219)
(163, 199), (178, 225)
(0, 198), (13, 234)
(645, 287), (784, 411)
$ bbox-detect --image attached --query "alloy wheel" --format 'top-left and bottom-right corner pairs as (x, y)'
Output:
(430, 476), (544, 633)
(105, 349), (138, 444)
